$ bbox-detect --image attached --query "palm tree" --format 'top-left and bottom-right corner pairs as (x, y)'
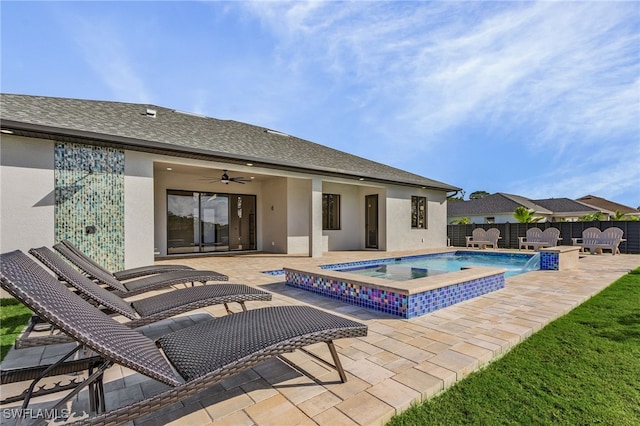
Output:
(513, 206), (542, 223)
(579, 212), (605, 222)
(612, 210), (626, 221)
(450, 217), (470, 225)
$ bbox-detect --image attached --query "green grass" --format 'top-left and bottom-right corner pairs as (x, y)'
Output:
(388, 267), (640, 426)
(1, 298), (33, 361)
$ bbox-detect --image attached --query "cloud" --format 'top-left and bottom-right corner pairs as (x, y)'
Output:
(65, 13), (151, 103)
(508, 144), (640, 202)
(240, 1), (639, 152)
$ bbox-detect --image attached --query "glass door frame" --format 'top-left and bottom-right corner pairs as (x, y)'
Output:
(166, 190), (256, 254)
(365, 194), (378, 249)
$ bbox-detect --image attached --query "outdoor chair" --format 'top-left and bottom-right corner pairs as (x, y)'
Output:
(466, 228), (501, 249)
(0, 250), (368, 425)
(519, 227), (561, 251)
(13, 247), (272, 348)
(53, 243), (228, 297)
(60, 239), (194, 280)
(572, 227), (625, 255)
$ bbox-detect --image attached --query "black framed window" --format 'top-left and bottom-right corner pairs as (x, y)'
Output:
(411, 196), (427, 229)
(322, 194), (341, 230)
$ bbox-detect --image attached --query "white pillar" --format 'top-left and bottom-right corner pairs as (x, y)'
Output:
(309, 178), (323, 258)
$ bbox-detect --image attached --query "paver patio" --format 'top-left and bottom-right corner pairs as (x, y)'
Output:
(1, 248), (638, 425)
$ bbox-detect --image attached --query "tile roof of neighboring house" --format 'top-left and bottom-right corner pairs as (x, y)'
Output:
(0, 93), (460, 192)
(532, 198), (599, 214)
(447, 193), (600, 217)
(447, 193), (551, 216)
(576, 195), (640, 215)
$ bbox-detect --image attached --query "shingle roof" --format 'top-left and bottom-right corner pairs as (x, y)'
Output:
(447, 193), (599, 217)
(576, 195), (640, 214)
(532, 198), (599, 214)
(0, 93), (460, 192)
(447, 193), (551, 216)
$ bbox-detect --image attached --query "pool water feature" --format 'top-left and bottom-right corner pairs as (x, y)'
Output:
(331, 251), (535, 280)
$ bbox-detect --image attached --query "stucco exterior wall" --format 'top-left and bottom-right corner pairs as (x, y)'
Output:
(261, 176), (288, 253)
(0, 135), (157, 271)
(0, 135), (55, 253)
(124, 151), (155, 268)
(286, 178), (311, 255)
(386, 186), (449, 251)
(323, 182), (361, 251)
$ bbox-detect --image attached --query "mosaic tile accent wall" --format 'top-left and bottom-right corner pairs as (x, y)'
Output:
(54, 142), (125, 271)
(540, 251), (559, 270)
(406, 274), (504, 318)
(285, 270), (504, 319)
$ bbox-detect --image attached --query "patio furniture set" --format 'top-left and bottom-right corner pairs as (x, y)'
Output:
(0, 241), (367, 425)
(466, 226), (625, 255)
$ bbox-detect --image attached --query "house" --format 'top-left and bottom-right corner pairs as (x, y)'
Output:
(576, 195), (640, 220)
(447, 193), (600, 224)
(0, 93), (460, 271)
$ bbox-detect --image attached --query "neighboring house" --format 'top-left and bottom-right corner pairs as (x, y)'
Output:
(576, 195), (640, 220)
(0, 93), (460, 270)
(447, 193), (600, 224)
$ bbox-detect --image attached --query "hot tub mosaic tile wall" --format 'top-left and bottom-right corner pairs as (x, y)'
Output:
(54, 143), (125, 271)
(540, 251), (559, 270)
(285, 270), (505, 319)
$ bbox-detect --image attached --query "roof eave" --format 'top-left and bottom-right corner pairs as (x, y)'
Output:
(1, 119), (459, 192)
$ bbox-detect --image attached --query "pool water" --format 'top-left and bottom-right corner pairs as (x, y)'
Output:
(332, 251), (537, 280)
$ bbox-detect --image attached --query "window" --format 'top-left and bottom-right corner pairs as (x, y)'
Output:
(411, 196), (427, 229)
(322, 194), (341, 230)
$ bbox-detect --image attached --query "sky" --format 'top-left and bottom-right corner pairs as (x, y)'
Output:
(2, 1), (639, 208)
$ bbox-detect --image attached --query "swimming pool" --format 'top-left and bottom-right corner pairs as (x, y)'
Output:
(329, 251), (537, 280)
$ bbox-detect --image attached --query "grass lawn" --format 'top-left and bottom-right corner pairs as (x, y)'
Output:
(388, 267), (640, 425)
(1, 298), (33, 362)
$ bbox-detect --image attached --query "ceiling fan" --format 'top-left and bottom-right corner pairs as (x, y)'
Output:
(201, 170), (251, 185)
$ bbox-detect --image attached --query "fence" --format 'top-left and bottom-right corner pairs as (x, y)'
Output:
(448, 221), (640, 254)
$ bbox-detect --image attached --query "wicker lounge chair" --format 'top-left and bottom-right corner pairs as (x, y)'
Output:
(60, 239), (194, 280)
(572, 227), (625, 255)
(0, 250), (367, 425)
(13, 247), (272, 348)
(53, 243), (228, 297)
(466, 228), (501, 249)
(519, 227), (561, 251)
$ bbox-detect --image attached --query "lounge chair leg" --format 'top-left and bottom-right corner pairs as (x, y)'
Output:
(326, 341), (347, 383)
(88, 364), (106, 414)
(29, 360), (113, 426)
(298, 341), (349, 383)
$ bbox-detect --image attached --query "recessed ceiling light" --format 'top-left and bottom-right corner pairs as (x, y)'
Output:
(359, 178), (365, 181)
(1, 129), (14, 134)
(246, 163), (253, 166)
(166, 167), (173, 171)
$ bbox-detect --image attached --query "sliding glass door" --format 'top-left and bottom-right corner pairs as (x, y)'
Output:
(167, 190), (256, 254)
(200, 193), (229, 252)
